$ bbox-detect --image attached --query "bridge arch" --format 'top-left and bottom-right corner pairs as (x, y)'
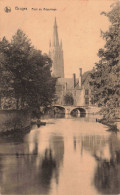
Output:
(52, 105), (65, 112)
(46, 105), (65, 114)
(70, 107), (86, 117)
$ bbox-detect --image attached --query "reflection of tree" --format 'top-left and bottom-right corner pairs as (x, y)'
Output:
(0, 148), (57, 194)
(94, 132), (120, 195)
(0, 132), (25, 144)
(0, 133), (64, 194)
(73, 133), (120, 194)
(50, 136), (64, 167)
(78, 135), (107, 155)
(40, 149), (56, 187)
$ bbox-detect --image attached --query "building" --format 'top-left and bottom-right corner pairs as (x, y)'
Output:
(49, 18), (94, 107)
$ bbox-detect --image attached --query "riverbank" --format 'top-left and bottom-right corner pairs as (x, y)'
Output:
(98, 118), (120, 132)
(0, 110), (31, 135)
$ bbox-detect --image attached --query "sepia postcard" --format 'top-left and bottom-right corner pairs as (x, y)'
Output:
(0, 0), (120, 195)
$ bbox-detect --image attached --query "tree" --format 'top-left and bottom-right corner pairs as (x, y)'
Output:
(0, 37), (15, 108)
(0, 29), (56, 111)
(90, 2), (120, 121)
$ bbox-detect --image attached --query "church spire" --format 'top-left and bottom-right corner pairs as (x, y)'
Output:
(49, 18), (64, 78)
(53, 17), (59, 46)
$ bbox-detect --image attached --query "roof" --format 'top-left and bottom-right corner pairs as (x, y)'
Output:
(56, 78), (79, 89)
(56, 69), (93, 89)
(82, 70), (91, 84)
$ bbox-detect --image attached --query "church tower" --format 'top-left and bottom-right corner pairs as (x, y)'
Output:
(49, 18), (64, 78)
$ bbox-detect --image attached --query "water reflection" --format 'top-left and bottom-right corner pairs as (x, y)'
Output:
(72, 131), (120, 195)
(71, 109), (86, 118)
(0, 117), (119, 194)
(43, 113), (65, 119)
(94, 132), (120, 195)
(0, 128), (64, 194)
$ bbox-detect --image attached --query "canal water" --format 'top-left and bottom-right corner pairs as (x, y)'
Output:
(0, 115), (120, 195)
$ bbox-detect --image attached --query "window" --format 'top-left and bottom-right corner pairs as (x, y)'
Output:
(85, 98), (89, 105)
(85, 89), (89, 95)
(91, 98), (94, 105)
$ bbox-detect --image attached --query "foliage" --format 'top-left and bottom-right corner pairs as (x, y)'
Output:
(0, 29), (56, 111)
(90, 2), (120, 120)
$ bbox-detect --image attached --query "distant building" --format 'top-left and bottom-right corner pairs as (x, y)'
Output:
(49, 18), (94, 107)
(55, 69), (94, 107)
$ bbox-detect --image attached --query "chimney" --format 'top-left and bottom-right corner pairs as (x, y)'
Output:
(79, 68), (82, 88)
(73, 73), (76, 88)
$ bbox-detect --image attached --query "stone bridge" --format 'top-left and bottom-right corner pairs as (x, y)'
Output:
(49, 104), (100, 116)
(51, 105), (89, 115)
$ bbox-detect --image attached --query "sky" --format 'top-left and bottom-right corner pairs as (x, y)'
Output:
(0, 0), (117, 77)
